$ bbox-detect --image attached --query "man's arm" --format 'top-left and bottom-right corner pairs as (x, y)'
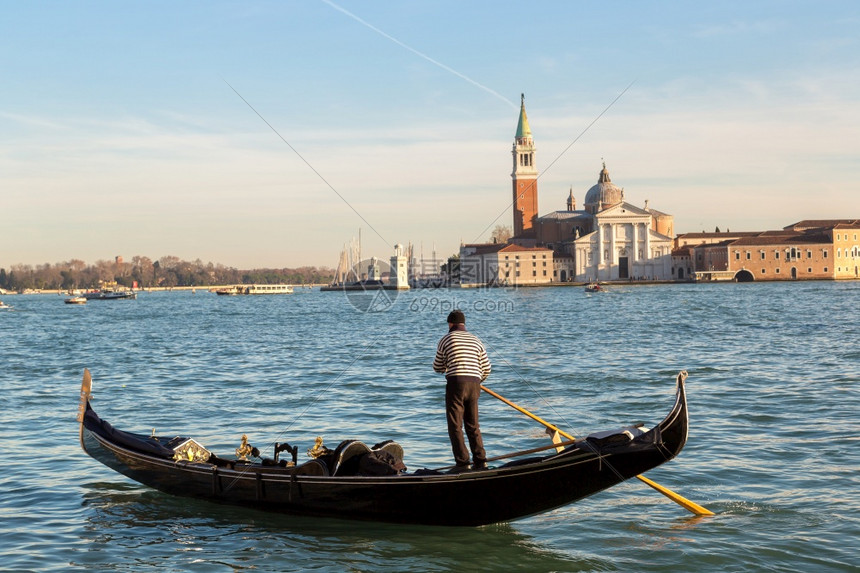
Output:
(432, 337), (447, 373)
(478, 346), (491, 381)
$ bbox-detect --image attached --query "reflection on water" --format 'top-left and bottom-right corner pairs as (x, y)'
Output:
(79, 482), (597, 572)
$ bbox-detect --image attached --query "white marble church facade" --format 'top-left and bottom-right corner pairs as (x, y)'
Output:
(573, 202), (674, 281)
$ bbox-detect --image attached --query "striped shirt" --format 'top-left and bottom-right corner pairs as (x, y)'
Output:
(433, 327), (491, 381)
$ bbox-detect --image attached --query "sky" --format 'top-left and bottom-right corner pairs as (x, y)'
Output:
(2, 1), (859, 269)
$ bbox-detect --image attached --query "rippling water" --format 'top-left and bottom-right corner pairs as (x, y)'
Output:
(1, 282), (857, 572)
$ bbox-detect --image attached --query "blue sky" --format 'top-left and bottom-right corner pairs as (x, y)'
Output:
(3, 1), (859, 268)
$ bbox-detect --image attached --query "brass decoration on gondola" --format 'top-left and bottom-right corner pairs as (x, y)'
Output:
(307, 436), (331, 459)
(172, 438), (211, 463)
(235, 434), (254, 461)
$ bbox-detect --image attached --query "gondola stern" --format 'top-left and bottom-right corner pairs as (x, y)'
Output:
(657, 370), (690, 460)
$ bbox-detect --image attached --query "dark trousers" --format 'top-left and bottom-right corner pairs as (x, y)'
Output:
(445, 378), (486, 466)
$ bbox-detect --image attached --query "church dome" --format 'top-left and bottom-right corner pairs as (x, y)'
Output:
(584, 163), (623, 214)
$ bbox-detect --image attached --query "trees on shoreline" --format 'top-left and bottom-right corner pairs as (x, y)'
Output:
(0, 256), (334, 292)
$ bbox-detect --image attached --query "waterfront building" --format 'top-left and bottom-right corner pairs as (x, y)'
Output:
(727, 230), (832, 281)
(674, 231), (760, 281)
(833, 222), (860, 279)
(459, 243), (554, 286)
(675, 220), (860, 281)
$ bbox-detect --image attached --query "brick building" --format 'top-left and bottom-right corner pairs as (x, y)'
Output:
(674, 220), (860, 281)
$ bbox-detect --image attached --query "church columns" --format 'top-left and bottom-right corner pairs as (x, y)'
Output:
(596, 223), (603, 265)
(609, 224), (616, 268)
(645, 222), (651, 259)
(632, 223), (638, 262)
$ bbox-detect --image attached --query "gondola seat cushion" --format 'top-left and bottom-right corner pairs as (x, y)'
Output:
(358, 450), (407, 476)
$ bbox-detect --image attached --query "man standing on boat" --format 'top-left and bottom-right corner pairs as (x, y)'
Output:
(433, 310), (491, 472)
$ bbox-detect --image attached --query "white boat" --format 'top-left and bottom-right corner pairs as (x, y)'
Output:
(245, 284), (293, 295)
(65, 296), (87, 305)
(216, 284), (293, 295)
(0, 300), (12, 310)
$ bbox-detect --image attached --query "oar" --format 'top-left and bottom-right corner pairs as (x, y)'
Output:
(480, 384), (714, 517)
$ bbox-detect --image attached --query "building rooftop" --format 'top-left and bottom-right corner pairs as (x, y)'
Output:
(731, 232), (832, 246)
(784, 219), (860, 231)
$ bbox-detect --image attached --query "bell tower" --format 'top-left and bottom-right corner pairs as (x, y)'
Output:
(511, 94), (538, 238)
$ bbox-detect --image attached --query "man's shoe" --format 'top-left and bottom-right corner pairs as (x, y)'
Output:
(472, 461), (488, 471)
(446, 464), (471, 474)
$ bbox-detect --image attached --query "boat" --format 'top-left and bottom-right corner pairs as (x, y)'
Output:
(78, 369), (693, 526)
(0, 300), (12, 310)
(245, 284), (293, 295)
(64, 296), (87, 305)
(83, 281), (136, 300)
(215, 284), (294, 295)
(585, 282), (603, 292)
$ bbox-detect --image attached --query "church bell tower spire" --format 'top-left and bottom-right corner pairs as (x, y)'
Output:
(511, 94), (538, 238)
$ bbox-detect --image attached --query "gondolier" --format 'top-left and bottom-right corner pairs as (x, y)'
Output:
(433, 310), (491, 472)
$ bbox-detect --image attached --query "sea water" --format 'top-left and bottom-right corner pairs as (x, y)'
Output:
(1, 281), (857, 572)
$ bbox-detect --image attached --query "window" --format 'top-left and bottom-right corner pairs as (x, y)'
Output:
(808, 268), (812, 273)
(775, 268), (780, 273)
(532, 271), (537, 277)
(807, 250), (812, 259)
(735, 252), (740, 260)
(746, 252), (751, 260)
(761, 251), (766, 260)
(775, 251), (780, 260)
(824, 250), (828, 258)
(761, 269), (767, 274)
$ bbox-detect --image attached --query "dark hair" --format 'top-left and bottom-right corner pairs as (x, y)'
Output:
(447, 310), (465, 324)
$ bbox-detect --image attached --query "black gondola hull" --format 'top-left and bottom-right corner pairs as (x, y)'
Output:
(79, 372), (690, 526)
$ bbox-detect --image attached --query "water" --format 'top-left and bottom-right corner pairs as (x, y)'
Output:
(1, 282), (858, 572)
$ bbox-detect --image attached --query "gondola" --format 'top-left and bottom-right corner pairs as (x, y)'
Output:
(78, 370), (692, 526)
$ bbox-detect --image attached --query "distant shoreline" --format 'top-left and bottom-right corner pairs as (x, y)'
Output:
(4, 285), (328, 296)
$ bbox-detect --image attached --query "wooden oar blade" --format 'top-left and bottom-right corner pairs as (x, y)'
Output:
(480, 380), (714, 517)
